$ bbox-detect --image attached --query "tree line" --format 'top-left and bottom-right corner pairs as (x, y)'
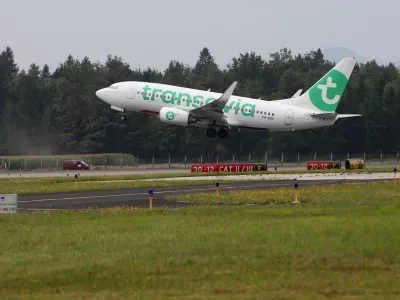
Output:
(0, 46), (399, 161)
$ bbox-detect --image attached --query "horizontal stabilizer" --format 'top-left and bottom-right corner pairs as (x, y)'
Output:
(311, 112), (362, 119)
(337, 114), (362, 118)
(310, 112), (338, 119)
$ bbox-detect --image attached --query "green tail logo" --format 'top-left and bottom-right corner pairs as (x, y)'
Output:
(308, 69), (348, 112)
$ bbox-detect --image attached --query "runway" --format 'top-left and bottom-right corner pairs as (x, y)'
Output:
(18, 179), (371, 212)
(0, 162), (398, 178)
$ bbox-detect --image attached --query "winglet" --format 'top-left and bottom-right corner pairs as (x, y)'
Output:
(219, 81), (237, 104)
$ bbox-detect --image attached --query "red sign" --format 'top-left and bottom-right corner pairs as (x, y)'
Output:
(307, 161), (330, 170)
(191, 163), (267, 173)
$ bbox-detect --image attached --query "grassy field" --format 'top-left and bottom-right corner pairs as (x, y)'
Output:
(166, 180), (400, 207)
(0, 167), (397, 195)
(1, 181), (400, 299)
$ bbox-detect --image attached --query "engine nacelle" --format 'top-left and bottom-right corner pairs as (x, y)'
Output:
(159, 107), (197, 126)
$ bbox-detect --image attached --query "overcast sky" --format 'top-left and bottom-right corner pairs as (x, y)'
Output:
(1, 0), (398, 72)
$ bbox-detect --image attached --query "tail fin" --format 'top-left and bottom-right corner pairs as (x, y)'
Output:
(280, 58), (356, 112)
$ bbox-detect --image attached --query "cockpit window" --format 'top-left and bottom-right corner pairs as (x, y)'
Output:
(109, 84), (119, 89)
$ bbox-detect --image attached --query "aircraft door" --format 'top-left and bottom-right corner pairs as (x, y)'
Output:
(284, 110), (294, 125)
(126, 86), (135, 100)
(124, 84), (137, 111)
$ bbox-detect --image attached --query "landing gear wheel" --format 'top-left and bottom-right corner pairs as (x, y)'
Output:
(120, 115), (126, 121)
(218, 129), (229, 139)
(206, 128), (217, 138)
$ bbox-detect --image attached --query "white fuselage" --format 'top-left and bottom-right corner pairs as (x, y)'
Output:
(96, 81), (337, 131)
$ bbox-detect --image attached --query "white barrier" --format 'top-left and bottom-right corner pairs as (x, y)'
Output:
(0, 194), (18, 214)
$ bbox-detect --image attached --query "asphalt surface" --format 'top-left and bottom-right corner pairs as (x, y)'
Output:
(1, 163), (398, 178)
(18, 179), (358, 212)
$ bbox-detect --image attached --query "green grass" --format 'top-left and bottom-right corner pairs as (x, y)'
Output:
(1, 197), (400, 298)
(166, 180), (400, 207)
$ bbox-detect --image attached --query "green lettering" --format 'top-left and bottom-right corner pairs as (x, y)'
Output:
(242, 103), (255, 117)
(192, 95), (203, 108)
(177, 93), (191, 107)
(142, 85), (152, 100)
(223, 101), (235, 113)
(151, 88), (162, 101)
(161, 90), (176, 104)
(234, 99), (242, 114)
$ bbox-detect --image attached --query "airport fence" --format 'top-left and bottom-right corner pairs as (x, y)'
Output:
(128, 151), (400, 169)
(1, 150), (400, 171)
(0, 153), (136, 171)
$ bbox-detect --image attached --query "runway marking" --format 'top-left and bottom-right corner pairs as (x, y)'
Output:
(18, 183), (295, 203)
(18, 181), (340, 204)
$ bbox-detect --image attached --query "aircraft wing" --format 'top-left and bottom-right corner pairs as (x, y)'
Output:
(188, 81), (238, 125)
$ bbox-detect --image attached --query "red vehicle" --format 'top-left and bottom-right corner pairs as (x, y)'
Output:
(62, 160), (90, 170)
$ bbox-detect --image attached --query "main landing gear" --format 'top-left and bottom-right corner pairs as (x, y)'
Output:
(206, 127), (229, 139)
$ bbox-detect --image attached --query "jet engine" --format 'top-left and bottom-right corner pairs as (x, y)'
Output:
(159, 107), (197, 126)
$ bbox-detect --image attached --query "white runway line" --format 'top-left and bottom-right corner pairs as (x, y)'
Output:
(140, 172), (394, 182)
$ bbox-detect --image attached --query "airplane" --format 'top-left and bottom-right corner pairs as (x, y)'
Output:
(95, 58), (361, 139)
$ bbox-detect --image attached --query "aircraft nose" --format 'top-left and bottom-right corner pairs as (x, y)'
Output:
(95, 88), (105, 99)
